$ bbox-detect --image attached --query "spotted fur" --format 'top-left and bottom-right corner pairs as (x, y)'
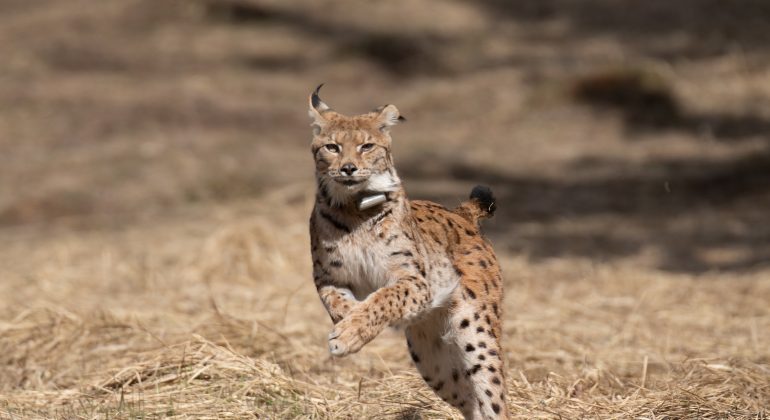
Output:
(307, 85), (508, 419)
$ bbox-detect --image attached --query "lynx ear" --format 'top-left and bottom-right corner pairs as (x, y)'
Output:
(308, 84), (331, 134)
(374, 104), (405, 132)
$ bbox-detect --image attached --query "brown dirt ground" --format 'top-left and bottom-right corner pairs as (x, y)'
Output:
(1, 0), (768, 418)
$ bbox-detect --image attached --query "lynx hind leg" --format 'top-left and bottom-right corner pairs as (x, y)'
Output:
(406, 300), (508, 419)
(406, 312), (480, 419)
(451, 293), (509, 419)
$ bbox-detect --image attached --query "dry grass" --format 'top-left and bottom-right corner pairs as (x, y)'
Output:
(1, 190), (768, 419)
(1, 0), (770, 418)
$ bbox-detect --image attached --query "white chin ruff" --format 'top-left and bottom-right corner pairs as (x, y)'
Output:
(327, 181), (362, 207)
(366, 172), (400, 193)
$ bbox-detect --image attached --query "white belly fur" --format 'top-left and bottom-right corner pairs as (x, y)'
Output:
(333, 239), (391, 300)
(322, 211), (461, 309)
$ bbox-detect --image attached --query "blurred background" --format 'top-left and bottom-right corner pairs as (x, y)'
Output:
(2, 0), (769, 272)
(1, 0), (768, 418)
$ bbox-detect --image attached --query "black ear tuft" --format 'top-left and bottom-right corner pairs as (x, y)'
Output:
(311, 83), (325, 109)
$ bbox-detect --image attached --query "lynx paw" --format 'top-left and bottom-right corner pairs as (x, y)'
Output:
(328, 315), (367, 357)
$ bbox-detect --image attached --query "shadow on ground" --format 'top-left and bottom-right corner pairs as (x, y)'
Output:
(401, 147), (770, 274)
(206, 0), (770, 78)
(471, 0), (770, 59)
(570, 68), (770, 141)
(205, 0), (447, 76)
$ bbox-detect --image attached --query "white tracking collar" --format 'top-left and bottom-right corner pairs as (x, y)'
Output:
(357, 193), (388, 211)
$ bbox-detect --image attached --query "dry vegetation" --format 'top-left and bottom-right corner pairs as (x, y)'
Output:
(1, 0), (769, 418)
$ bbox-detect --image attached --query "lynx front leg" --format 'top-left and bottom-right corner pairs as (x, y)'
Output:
(312, 255), (358, 324)
(328, 274), (431, 356)
(317, 285), (358, 324)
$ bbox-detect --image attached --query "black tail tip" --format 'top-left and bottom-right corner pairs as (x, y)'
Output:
(470, 185), (496, 216)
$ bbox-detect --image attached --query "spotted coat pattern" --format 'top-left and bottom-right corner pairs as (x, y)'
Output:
(307, 86), (509, 419)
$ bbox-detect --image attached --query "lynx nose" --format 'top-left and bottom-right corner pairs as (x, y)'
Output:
(340, 163), (358, 176)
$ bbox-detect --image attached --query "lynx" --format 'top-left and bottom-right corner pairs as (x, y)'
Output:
(308, 85), (508, 419)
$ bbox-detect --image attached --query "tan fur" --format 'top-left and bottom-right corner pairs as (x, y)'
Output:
(307, 86), (509, 419)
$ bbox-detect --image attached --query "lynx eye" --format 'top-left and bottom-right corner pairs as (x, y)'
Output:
(360, 143), (375, 152)
(324, 144), (340, 153)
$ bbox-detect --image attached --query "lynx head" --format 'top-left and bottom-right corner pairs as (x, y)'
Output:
(308, 84), (405, 207)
